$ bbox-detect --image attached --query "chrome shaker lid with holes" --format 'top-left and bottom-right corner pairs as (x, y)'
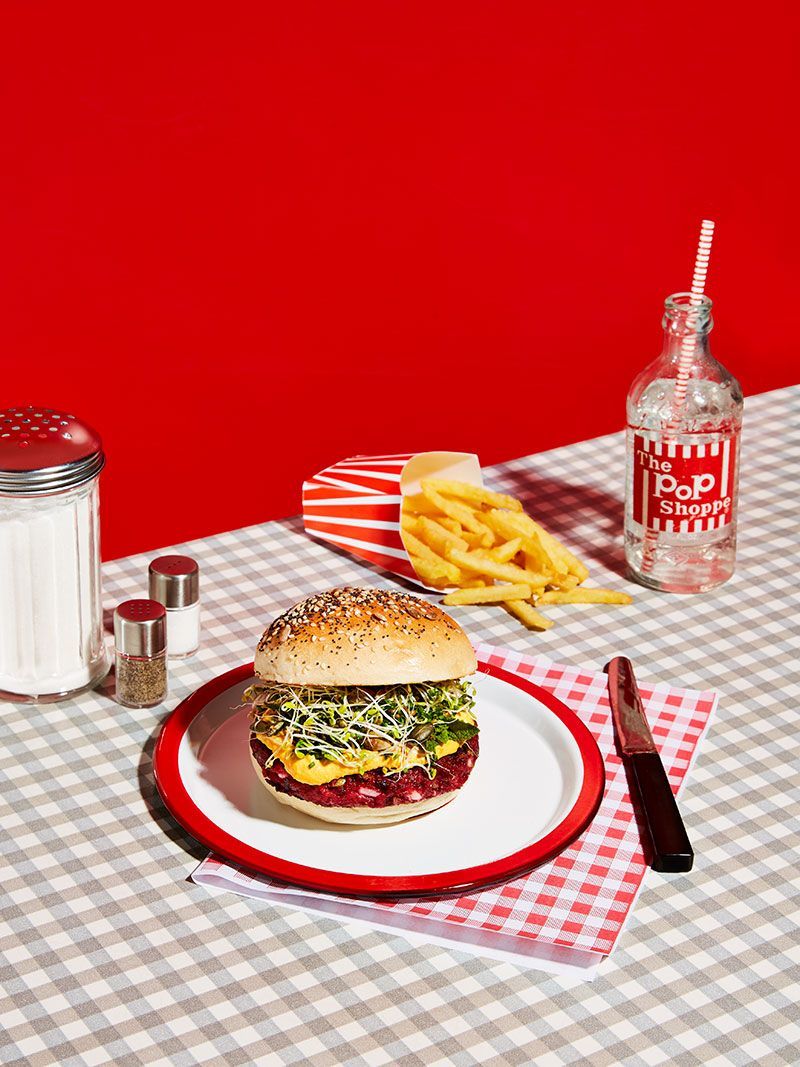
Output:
(114, 600), (167, 658)
(0, 404), (104, 494)
(149, 556), (200, 609)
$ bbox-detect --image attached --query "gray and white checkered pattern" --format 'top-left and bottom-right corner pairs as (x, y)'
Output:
(2, 385), (798, 1066)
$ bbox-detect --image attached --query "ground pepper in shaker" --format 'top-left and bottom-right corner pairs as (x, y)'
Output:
(148, 555), (200, 658)
(114, 600), (168, 708)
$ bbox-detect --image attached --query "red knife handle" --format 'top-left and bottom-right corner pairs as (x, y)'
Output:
(627, 753), (694, 873)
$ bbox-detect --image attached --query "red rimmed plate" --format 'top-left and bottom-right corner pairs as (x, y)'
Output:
(153, 657), (604, 898)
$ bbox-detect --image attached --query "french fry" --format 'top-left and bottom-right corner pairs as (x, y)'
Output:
(548, 573), (580, 591)
(462, 529), (494, 549)
(472, 539), (524, 564)
(401, 512), (418, 534)
(537, 588), (632, 605)
(483, 508), (531, 542)
(416, 516), (469, 555)
(444, 583), (531, 606)
(410, 555), (456, 588)
(437, 516), (463, 536)
(523, 551), (548, 577)
(496, 511), (561, 572)
(420, 485), (494, 539)
(445, 547), (550, 588)
(422, 478), (523, 513)
(503, 599), (554, 630)
(401, 529), (437, 561)
(402, 492), (440, 517)
(528, 521), (590, 582)
(402, 531), (461, 584)
(488, 537), (523, 564)
(484, 509), (559, 575)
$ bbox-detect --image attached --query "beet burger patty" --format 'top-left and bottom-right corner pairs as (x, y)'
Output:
(244, 587), (479, 825)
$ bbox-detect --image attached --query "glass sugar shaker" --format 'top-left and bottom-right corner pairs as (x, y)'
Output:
(148, 555), (200, 658)
(0, 404), (108, 702)
(114, 600), (168, 708)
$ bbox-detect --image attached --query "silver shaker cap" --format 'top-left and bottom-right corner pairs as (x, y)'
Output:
(114, 600), (167, 657)
(148, 555), (200, 609)
(0, 405), (105, 495)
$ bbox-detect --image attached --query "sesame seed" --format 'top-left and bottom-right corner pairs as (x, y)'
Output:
(256, 586), (457, 660)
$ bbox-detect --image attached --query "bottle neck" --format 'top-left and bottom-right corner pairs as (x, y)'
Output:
(661, 328), (712, 364)
(660, 293), (714, 367)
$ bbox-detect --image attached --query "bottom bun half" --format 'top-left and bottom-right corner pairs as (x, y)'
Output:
(249, 750), (459, 826)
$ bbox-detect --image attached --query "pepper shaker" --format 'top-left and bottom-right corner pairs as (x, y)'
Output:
(114, 600), (168, 708)
(148, 555), (200, 658)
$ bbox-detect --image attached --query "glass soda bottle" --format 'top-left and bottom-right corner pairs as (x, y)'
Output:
(624, 292), (743, 592)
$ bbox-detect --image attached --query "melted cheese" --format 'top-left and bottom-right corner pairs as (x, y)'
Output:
(254, 710), (476, 786)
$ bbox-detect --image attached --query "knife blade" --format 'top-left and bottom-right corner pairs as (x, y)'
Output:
(605, 656), (694, 873)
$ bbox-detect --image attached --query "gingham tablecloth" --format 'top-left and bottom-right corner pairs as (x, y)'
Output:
(2, 385), (798, 1066)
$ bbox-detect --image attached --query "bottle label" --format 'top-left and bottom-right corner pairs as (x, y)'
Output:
(630, 432), (738, 532)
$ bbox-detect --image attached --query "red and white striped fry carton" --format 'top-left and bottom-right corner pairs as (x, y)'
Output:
(302, 452), (483, 590)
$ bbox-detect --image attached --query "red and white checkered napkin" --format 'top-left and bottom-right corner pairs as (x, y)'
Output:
(193, 644), (717, 976)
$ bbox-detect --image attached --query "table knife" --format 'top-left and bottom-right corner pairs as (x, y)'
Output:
(605, 656), (694, 873)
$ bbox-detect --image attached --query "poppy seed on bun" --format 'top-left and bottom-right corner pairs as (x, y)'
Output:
(255, 587), (477, 686)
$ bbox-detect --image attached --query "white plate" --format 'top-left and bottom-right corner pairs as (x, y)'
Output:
(154, 659), (604, 897)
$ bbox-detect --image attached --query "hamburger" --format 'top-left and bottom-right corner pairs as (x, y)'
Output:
(245, 587), (479, 825)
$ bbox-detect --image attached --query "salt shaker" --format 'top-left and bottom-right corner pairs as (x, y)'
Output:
(148, 555), (200, 658)
(0, 404), (107, 702)
(114, 600), (168, 708)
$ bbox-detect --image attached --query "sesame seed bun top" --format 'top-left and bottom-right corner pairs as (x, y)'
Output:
(254, 587), (477, 686)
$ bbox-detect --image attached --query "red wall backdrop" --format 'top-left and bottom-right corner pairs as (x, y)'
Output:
(2, 3), (797, 560)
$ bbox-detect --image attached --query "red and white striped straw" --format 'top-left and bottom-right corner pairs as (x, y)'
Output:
(640, 219), (716, 575)
(673, 219), (715, 413)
